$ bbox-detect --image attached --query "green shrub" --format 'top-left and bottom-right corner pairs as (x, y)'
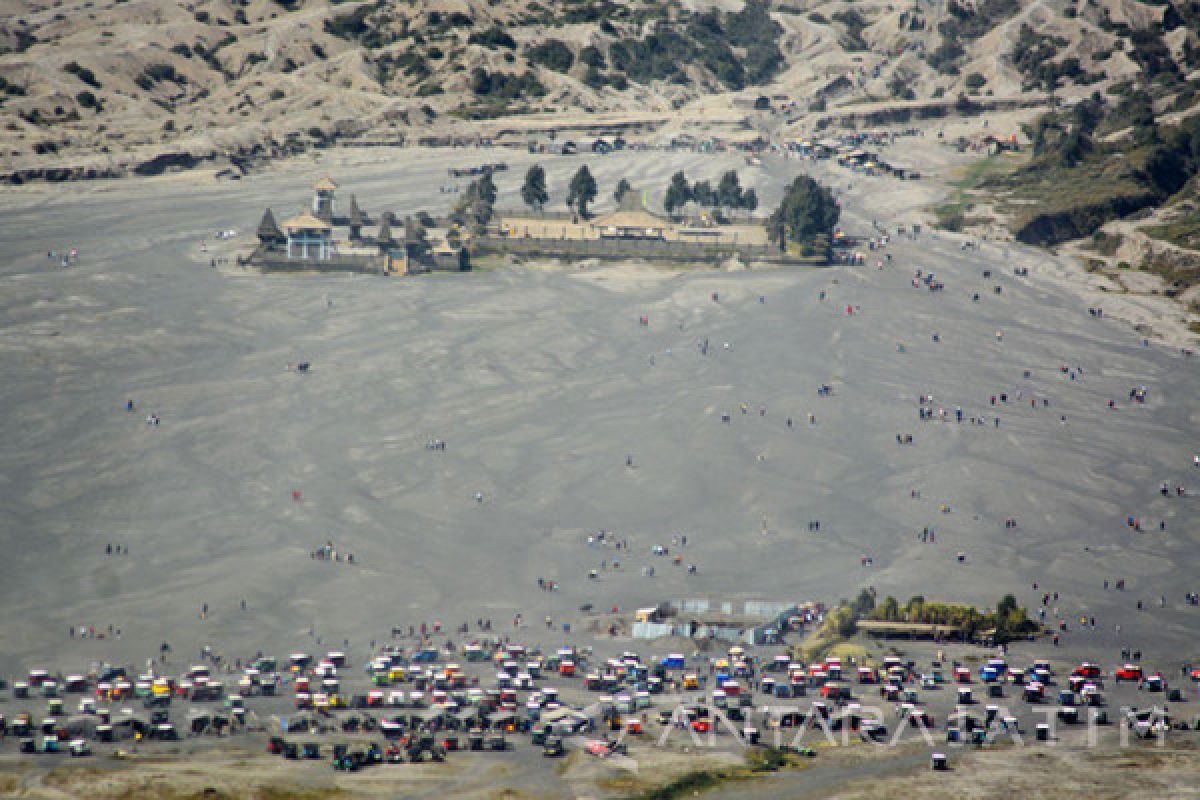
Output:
(926, 40), (964, 73)
(607, 0), (782, 89)
(64, 61), (102, 88)
(580, 45), (605, 69)
(526, 39), (574, 72)
(469, 68), (544, 99)
(831, 10), (869, 51)
(939, 0), (1019, 41)
(143, 63), (182, 83)
(468, 26), (516, 49)
(75, 90), (101, 110)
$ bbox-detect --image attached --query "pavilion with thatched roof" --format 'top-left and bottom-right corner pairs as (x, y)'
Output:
(591, 191), (668, 240)
(282, 211), (333, 260)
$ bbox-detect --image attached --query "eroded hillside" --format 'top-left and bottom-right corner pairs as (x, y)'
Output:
(1, 0), (1196, 180)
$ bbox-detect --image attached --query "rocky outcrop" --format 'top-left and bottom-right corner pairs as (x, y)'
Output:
(0, 139), (294, 185)
(131, 152), (202, 176)
(1, 164), (124, 184)
(1015, 191), (1159, 246)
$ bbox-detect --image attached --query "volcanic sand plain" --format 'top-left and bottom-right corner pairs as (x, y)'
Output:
(0, 144), (1198, 724)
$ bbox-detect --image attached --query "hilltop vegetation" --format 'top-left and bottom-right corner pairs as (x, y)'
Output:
(984, 88), (1200, 249)
(1, 0), (1199, 179)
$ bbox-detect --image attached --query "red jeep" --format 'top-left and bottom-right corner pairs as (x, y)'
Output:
(1114, 665), (1144, 683)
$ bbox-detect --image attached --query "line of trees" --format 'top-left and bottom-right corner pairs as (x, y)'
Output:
(520, 164), (763, 220)
(848, 588), (1038, 642)
(520, 164), (599, 217)
(664, 170), (757, 216)
(508, 164), (844, 254)
(460, 161), (609, 227)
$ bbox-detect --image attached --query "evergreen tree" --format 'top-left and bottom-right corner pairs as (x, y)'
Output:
(614, 177), (632, 204)
(879, 595), (900, 621)
(717, 170), (742, 209)
(663, 170), (692, 216)
(455, 170), (497, 231)
(566, 165), (598, 217)
(767, 175), (839, 249)
(521, 164), (549, 211)
(831, 605), (857, 637)
(852, 588), (876, 615)
(477, 169), (497, 209)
